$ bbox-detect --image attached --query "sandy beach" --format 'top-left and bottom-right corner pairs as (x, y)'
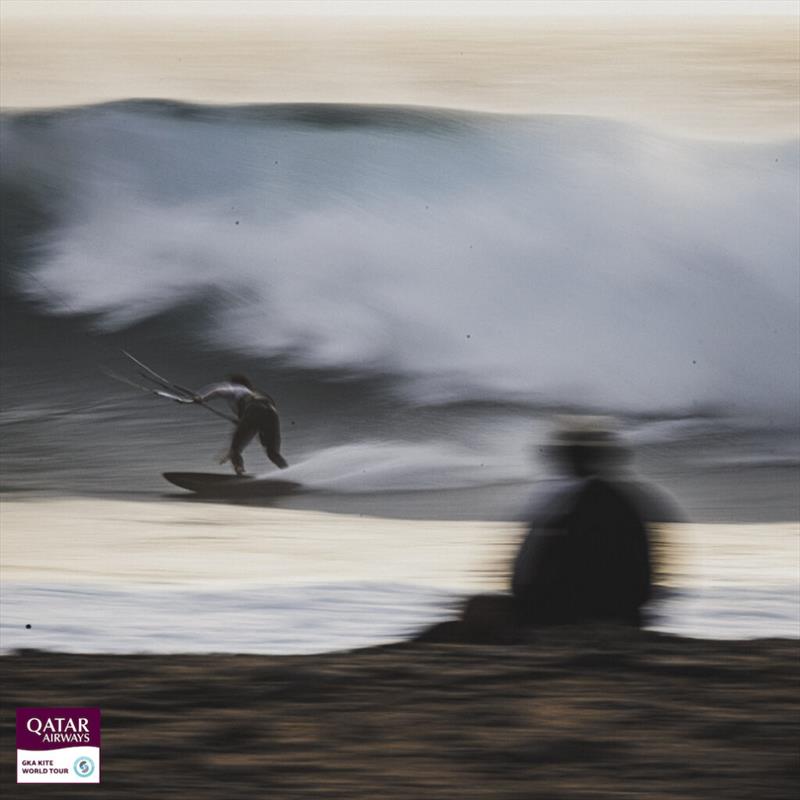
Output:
(2, 630), (798, 799)
(2, 499), (797, 795)
(3, 497), (796, 796)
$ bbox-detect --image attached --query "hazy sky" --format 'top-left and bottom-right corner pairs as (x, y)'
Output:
(2, 0), (798, 138)
(2, 0), (799, 18)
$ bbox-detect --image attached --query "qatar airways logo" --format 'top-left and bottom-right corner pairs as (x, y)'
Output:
(17, 707), (101, 784)
(26, 715), (91, 744)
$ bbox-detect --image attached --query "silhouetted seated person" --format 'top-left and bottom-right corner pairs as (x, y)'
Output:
(511, 426), (651, 628)
(417, 420), (663, 644)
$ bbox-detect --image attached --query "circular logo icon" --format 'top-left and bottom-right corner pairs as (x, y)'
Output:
(73, 756), (95, 778)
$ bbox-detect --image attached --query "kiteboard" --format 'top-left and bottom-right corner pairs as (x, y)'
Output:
(163, 472), (302, 498)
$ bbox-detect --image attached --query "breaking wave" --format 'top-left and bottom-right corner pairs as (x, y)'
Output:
(1, 100), (798, 420)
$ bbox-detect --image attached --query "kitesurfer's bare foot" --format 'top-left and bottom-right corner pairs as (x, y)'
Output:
(267, 450), (289, 469)
(220, 449), (245, 475)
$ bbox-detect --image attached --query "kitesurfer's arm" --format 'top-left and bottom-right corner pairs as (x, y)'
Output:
(194, 382), (253, 404)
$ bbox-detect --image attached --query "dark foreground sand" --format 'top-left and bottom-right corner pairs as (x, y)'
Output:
(2, 629), (798, 799)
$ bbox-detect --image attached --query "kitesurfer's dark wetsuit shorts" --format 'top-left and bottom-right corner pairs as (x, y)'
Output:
(231, 398), (287, 469)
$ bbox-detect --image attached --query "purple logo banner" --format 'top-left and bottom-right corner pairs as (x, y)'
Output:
(16, 708), (101, 751)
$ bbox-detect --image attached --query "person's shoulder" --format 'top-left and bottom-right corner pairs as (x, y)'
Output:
(619, 480), (683, 522)
(523, 478), (583, 523)
(576, 477), (640, 511)
(252, 390), (276, 406)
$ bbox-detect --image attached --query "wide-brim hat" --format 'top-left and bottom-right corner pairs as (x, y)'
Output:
(547, 416), (629, 467)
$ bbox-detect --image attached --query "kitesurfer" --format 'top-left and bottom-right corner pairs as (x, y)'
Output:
(194, 374), (288, 475)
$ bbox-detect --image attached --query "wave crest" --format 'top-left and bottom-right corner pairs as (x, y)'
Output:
(2, 102), (798, 419)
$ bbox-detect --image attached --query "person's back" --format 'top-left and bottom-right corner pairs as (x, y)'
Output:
(561, 477), (650, 622)
(511, 423), (652, 627)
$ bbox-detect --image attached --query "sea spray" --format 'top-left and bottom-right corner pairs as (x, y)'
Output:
(2, 102), (797, 420)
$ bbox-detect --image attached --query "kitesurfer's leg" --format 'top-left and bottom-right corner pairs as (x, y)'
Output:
(226, 421), (256, 475)
(258, 407), (288, 469)
(226, 449), (246, 476)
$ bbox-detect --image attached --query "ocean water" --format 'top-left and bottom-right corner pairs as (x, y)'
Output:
(1, 499), (797, 653)
(1, 101), (798, 651)
(3, 580), (798, 654)
(1, 582), (460, 655)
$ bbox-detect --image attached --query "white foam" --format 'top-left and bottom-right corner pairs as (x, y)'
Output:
(5, 108), (798, 419)
(279, 440), (524, 492)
